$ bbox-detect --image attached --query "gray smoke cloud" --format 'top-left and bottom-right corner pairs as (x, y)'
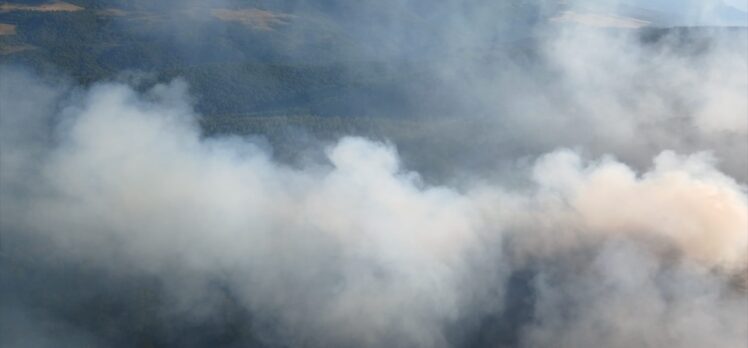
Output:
(1, 1), (747, 347)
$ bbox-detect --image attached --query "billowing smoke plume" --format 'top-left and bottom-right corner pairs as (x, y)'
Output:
(1, 1), (747, 347)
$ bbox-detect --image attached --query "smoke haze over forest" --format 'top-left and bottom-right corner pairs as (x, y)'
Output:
(1, 1), (747, 347)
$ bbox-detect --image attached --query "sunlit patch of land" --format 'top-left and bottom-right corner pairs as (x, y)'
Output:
(212, 8), (293, 31)
(0, 1), (83, 13)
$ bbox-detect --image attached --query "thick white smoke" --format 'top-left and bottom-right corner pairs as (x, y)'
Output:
(1, 63), (746, 346)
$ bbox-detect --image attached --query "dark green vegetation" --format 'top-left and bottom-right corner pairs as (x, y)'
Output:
(0, 1), (542, 118)
(0, 0), (423, 117)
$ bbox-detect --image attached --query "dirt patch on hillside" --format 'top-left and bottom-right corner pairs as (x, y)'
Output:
(0, 23), (16, 35)
(212, 8), (293, 31)
(0, 1), (83, 13)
